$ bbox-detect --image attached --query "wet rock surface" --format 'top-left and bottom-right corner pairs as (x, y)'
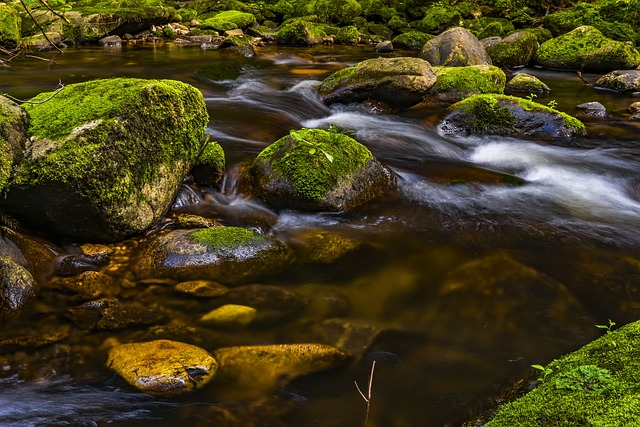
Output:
(419, 27), (492, 66)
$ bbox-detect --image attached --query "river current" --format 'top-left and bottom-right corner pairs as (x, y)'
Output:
(1, 43), (639, 426)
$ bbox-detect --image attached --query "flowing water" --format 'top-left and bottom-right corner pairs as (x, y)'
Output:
(1, 43), (640, 426)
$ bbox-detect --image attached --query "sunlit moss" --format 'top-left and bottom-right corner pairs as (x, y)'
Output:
(187, 226), (268, 250)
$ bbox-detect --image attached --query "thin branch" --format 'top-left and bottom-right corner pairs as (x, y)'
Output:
(18, 0), (64, 54)
(25, 54), (59, 65)
(38, 0), (70, 24)
(354, 360), (376, 427)
(2, 80), (65, 104)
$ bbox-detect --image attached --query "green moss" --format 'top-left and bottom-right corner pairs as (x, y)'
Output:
(72, 0), (179, 22)
(368, 23), (393, 39)
(387, 15), (408, 31)
(433, 65), (506, 95)
(187, 226), (268, 250)
(516, 27), (553, 44)
(486, 31), (539, 68)
(334, 25), (360, 45)
(486, 320), (640, 426)
(275, 19), (327, 45)
(294, 0), (362, 25)
(391, 30), (433, 50)
(198, 140), (225, 171)
(543, 5), (639, 43)
(534, 26), (640, 71)
(317, 65), (356, 93)
(417, 6), (461, 34)
(256, 128), (372, 201)
(0, 5), (21, 48)
(19, 78), (207, 206)
(464, 17), (515, 39)
(201, 10), (256, 31)
(506, 73), (550, 93)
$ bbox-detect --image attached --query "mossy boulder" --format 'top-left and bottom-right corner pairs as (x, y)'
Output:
(438, 94), (586, 139)
(594, 70), (640, 92)
(213, 344), (350, 398)
(0, 5), (21, 48)
(485, 31), (539, 68)
(0, 96), (28, 193)
(485, 320), (640, 426)
(517, 27), (553, 44)
(248, 128), (397, 211)
(334, 25), (360, 45)
(542, 6), (639, 44)
(0, 78), (208, 242)
(464, 17), (515, 39)
(425, 65), (506, 103)
(533, 26), (640, 72)
(294, 0), (362, 25)
(133, 226), (292, 284)
(505, 73), (551, 93)
(417, 6), (461, 35)
(191, 141), (225, 187)
(275, 19), (327, 46)
(391, 31), (433, 51)
(318, 57), (437, 108)
(419, 27), (491, 67)
(200, 10), (257, 32)
(200, 304), (257, 328)
(106, 340), (217, 396)
(0, 256), (36, 321)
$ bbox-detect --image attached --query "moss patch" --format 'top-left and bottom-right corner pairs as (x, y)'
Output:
(187, 227), (268, 250)
(431, 65), (506, 100)
(200, 10), (256, 31)
(0, 5), (21, 48)
(417, 6), (461, 34)
(485, 320), (640, 426)
(256, 128), (372, 201)
(275, 19), (327, 46)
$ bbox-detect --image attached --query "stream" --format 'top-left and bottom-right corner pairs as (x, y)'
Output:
(1, 43), (640, 426)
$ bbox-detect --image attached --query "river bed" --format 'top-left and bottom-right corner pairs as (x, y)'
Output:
(1, 43), (640, 426)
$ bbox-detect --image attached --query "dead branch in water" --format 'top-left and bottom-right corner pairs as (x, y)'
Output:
(355, 360), (376, 427)
(2, 80), (65, 104)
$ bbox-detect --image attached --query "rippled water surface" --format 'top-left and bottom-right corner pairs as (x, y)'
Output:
(1, 44), (640, 426)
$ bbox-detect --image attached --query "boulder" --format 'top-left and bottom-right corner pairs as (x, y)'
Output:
(534, 26), (640, 72)
(275, 20), (327, 46)
(107, 340), (217, 396)
(0, 5), (21, 48)
(438, 94), (586, 139)
(485, 31), (539, 68)
(425, 65), (506, 103)
(0, 96), (28, 192)
(0, 256), (36, 320)
(294, 0), (362, 25)
(417, 6), (461, 35)
(200, 10), (256, 32)
(575, 101), (607, 118)
(213, 343), (350, 398)
(391, 31), (433, 51)
(318, 57), (437, 108)
(133, 226), (292, 284)
(0, 78), (208, 242)
(419, 27), (491, 67)
(374, 40), (393, 53)
(464, 17), (515, 39)
(248, 128), (397, 211)
(334, 25), (360, 45)
(594, 70), (640, 92)
(505, 73), (551, 93)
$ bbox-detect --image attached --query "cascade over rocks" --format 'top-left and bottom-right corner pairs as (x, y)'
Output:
(318, 57), (437, 108)
(247, 128), (397, 212)
(0, 78), (209, 242)
(418, 27), (491, 67)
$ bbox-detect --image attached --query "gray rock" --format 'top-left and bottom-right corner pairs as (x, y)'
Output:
(419, 27), (491, 66)
(575, 101), (607, 118)
(595, 70), (640, 92)
(374, 40), (393, 53)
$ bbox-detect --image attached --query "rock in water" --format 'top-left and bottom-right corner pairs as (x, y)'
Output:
(106, 339), (217, 396)
(1, 78), (208, 242)
(419, 27), (491, 66)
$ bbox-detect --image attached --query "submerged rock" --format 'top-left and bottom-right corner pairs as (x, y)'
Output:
(0, 256), (36, 320)
(534, 26), (640, 72)
(318, 57), (437, 108)
(594, 70), (640, 92)
(200, 304), (257, 328)
(49, 271), (118, 301)
(438, 94), (587, 139)
(175, 280), (229, 298)
(248, 128), (397, 211)
(216, 284), (308, 325)
(133, 227), (292, 284)
(0, 78), (209, 242)
(425, 65), (506, 103)
(66, 297), (165, 330)
(505, 73), (551, 93)
(213, 343), (350, 398)
(419, 27), (491, 67)
(107, 339), (217, 396)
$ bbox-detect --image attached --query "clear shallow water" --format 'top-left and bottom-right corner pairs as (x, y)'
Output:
(1, 44), (639, 426)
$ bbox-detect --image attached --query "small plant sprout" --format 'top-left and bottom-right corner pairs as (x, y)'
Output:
(525, 93), (537, 102)
(532, 364), (552, 383)
(355, 360), (376, 427)
(596, 319), (616, 334)
(546, 99), (558, 109)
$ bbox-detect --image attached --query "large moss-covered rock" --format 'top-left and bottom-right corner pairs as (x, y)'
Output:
(425, 65), (506, 103)
(505, 73), (551, 93)
(464, 17), (515, 39)
(133, 226), (292, 284)
(334, 25), (360, 45)
(248, 128), (397, 211)
(419, 27), (491, 66)
(0, 96), (28, 193)
(416, 6), (461, 34)
(200, 10), (257, 32)
(438, 94), (586, 139)
(534, 26), (640, 72)
(213, 343), (350, 398)
(0, 5), (21, 48)
(391, 31), (433, 51)
(542, 6), (639, 44)
(485, 31), (539, 68)
(0, 256), (36, 321)
(107, 340), (217, 396)
(275, 19), (327, 46)
(594, 70), (640, 92)
(485, 320), (640, 426)
(0, 78), (208, 242)
(295, 0), (362, 24)
(318, 57), (437, 108)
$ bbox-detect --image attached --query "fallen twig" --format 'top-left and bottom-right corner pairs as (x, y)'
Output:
(18, 0), (64, 54)
(2, 80), (65, 104)
(355, 360), (376, 427)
